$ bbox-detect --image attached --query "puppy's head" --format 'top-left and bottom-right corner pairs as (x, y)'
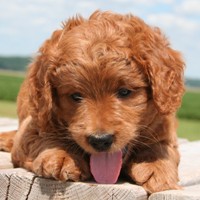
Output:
(28, 11), (185, 154)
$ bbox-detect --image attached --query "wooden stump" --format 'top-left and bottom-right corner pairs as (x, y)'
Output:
(0, 167), (147, 200)
(1, 118), (200, 199)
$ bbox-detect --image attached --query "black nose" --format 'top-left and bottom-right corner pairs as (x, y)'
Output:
(87, 133), (114, 151)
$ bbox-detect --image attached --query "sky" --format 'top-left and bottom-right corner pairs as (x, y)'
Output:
(0, 0), (200, 78)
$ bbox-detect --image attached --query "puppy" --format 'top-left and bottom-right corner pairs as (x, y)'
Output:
(0, 11), (185, 193)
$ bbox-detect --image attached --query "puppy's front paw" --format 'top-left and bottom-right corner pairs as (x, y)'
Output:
(128, 161), (180, 193)
(0, 131), (16, 152)
(32, 149), (89, 181)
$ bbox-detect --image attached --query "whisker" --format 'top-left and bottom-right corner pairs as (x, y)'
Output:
(125, 126), (165, 158)
(137, 125), (160, 143)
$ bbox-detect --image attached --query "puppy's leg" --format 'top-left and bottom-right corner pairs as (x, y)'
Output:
(25, 148), (91, 181)
(127, 142), (180, 193)
(0, 130), (17, 152)
(11, 117), (91, 181)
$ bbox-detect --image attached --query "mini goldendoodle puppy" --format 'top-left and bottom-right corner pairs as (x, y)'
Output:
(0, 11), (185, 193)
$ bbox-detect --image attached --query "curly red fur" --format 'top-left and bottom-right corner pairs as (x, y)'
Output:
(0, 11), (185, 193)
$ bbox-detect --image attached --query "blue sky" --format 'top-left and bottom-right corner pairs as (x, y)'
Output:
(0, 0), (200, 78)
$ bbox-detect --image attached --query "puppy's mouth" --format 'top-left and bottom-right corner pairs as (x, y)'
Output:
(86, 133), (128, 184)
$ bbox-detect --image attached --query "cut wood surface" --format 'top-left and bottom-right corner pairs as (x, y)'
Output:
(0, 118), (200, 200)
(149, 184), (200, 200)
(0, 168), (147, 200)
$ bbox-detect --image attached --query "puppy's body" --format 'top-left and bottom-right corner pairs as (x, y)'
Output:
(0, 11), (184, 193)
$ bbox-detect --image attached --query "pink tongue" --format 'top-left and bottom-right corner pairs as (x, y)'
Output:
(90, 151), (122, 184)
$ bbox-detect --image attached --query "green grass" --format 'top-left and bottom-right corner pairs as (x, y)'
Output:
(0, 100), (17, 118)
(0, 56), (30, 71)
(177, 91), (200, 120)
(0, 72), (24, 101)
(178, 119), (200, 141)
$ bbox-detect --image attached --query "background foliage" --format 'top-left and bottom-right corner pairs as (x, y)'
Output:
(0, 56), (30, 71)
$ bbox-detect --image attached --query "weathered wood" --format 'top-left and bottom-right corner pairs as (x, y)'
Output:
(0, 118), (18, 132)
(0, 168), (10, 198)
(0, 168), (147, 200)
(29, 178), (147, 200)
(0, 151), (13, 169)
(149, 184), (200, 200)
(0, 169), (37, 200)
(179, 141), (200, 186)
(149, 141), (200, 200)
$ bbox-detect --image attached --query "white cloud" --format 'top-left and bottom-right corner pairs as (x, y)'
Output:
(76, 1), (99, 9)
(0, 27), (19, 36)
(140, 0), (174, 4)
(31, 18), (48, 26)
(112, 0), (174, 4)
(147, 13), (199, 32)
(177, 0), (200, 14)
(0, 0), (200, 78)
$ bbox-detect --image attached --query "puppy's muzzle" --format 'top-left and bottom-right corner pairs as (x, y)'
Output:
(87, 133), (114, 152)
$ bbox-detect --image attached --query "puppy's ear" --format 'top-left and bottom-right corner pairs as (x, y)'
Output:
(142, 28), (185, 114)
(127, 18), (185, 114)
(27, 16), (85, 133)
(28, 30), (63, 133)
(146, 44), (185, 114)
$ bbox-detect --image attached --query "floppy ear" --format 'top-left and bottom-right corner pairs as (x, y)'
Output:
(142, 27), (185, 114)
(28, 30), (62, 133)
(146, 43), (185, 114)
(126, 16), (185, 114)
(27, 16), (85, 133)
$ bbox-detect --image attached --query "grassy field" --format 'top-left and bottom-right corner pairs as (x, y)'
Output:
(178, 91), (200, 120)
(178, 119), (200, 141)
(0, 71), (24, 101)
(0, 71), (200, 141)
(0, 100), (17, 118)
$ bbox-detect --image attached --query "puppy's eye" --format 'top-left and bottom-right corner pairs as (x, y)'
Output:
(117, 88), (132, 98)
(70, 93), (83, 102)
